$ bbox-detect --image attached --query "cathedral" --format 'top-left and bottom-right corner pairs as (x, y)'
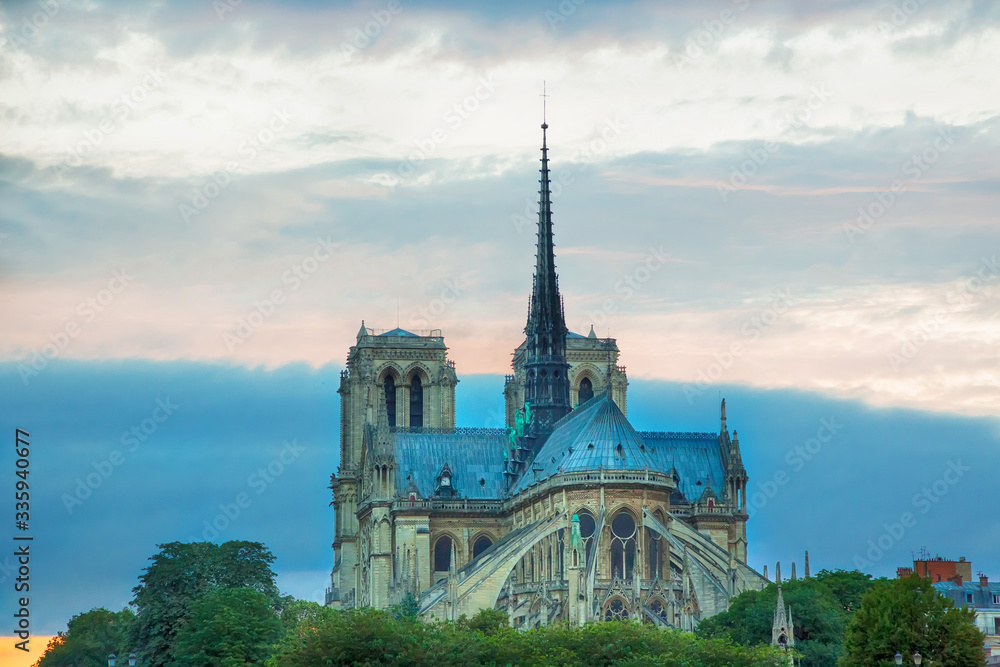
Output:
(327, 121), (767, 627)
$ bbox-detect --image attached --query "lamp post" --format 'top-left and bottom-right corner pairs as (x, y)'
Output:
(108, 651), (137, 666)
(895, 652), (903, 666)
(913, 651), (922, 666)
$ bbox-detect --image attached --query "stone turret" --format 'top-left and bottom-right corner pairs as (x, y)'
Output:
(771, 583), (795, 650)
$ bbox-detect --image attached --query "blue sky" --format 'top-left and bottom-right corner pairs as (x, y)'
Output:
(1, 360), (997, 635)
(1, 0), (999, 640)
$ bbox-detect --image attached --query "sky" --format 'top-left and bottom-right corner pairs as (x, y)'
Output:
(1, 0), (999, 657)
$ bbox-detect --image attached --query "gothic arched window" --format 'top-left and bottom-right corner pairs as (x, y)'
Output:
(579, 376), (594, 403)
(610, 511), (637, 580)
(472, 535), (493, 558)
(409, 375), (423, 428)
(433, 535), (452, 572)
(604, 598), (629, 621)
(384, 376), (396, 428)
(577, 509), (596, 566)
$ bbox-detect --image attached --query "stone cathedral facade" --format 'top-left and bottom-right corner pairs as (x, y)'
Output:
(328, 122), (766, 627)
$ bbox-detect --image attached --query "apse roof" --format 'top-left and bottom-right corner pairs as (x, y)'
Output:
(393, 428), (507, 499)
(511, 392), (727, 498)
(512, 393), (654, 493)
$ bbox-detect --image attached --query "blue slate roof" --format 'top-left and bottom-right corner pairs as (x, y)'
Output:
(933, 581), (1000, 609)
(378, 327), (419, 337)
(638, 431), (725, 502)
(512, 394), (653, 493)
(393, 428), (507, 499)
(512, 393), (726, 498)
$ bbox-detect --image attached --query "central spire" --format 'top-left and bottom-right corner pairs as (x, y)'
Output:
(523, 117), (571, 437)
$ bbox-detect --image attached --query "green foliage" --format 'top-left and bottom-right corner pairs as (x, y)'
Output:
(173, 587), (283, 667)
(267, 607), (787, 666)
(130, 540), (279, 667)
(695, 569), (878, 666)
(813, 569), (879, 613)
(392, 591), (421, 621)
(34, 607), (135, 667)
(840, 574), (984, 667)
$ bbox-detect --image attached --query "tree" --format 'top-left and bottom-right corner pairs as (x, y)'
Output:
(840, 574), (984, 667)
(130, 541), (279, 667)
(266, 607), (788, 667)
(34, 607), (135, 667)
(813, 569), (878, 613)
(173, 588), (282, 667)
(696, 570), (877, 666)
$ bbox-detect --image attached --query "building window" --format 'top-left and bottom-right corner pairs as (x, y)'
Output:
(993, 594), (1000, 605)
(579, 377), (594, 403)
(604, 598), (629, 621)
(384, 376), (396, 427)
(609, 511), (637, 580)
(967, 593), (973, 604)
(409, 376), (423, 428)
(434, 535), (452, 572)
(648, 533), (661, 579)
(472, 535), (493, 558)
(577, 509), (596, 566)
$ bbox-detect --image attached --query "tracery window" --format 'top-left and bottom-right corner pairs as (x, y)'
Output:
(609, 511), (637, 580)
(604, 598), (629, 621)
(577, 509), (596, 566)
(579, 376), (594, 403)
(649, 598), (669, 624)
(409, 375), (423, 428)
(648, 532), (662, 579)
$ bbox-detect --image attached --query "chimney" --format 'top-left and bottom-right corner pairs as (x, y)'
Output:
(805, 551), (810, 578)
(764, 565), (769, 581)
(792, 562), (797, 581)
(981, 574), (989, 588)
(954, 574), (963, 586)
